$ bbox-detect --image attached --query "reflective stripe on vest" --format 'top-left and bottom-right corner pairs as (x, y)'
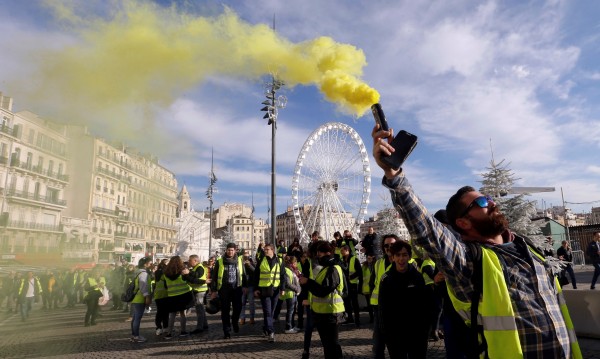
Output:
(258, 257), (281, 288)
(310, 265), (345, 314)
(280, 267), (294, 300)
(369, 258), (391, 305)
(165, 275), (192, 297)
(189, 264), (208, 292)
(217, 256), (243, 290)
(420, 258), (435, 286)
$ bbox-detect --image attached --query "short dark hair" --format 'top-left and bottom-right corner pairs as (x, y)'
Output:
(380, 234), (399, 251)
(226, 242), (237, 249)
(138, 257), (152, 268)
(446, 186), (476, 232)
(434, 209), (449, 225)
(389, 240), (412, 257)
(317, 241), (334, 254)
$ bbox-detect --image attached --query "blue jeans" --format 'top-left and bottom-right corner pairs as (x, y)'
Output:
(240, 286), (255, 320)
(130, 303), (145, 337)
(20, 297), (34, 320)
(260, 291), (280, 334)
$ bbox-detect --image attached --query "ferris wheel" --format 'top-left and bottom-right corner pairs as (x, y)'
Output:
(291, 122), (371, 243)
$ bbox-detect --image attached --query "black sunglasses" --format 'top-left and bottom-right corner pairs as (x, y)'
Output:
(460, 195), (493, 218)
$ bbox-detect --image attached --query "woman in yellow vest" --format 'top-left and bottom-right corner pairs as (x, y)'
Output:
(163, 256), (194, 339)
(273, 256), (302, 333)
(361, 254), (375, 324)
(153, 259), (169, 336)
(299, 241), (345, 359)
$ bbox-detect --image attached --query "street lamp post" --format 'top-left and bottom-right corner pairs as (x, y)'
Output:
(206, 149), (217, 258)
(261, 75), (286, 244)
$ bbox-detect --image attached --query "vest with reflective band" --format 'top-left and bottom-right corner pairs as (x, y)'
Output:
(370, 257), (391, 305)
(346, 256), (359, 284)
(334, 240), (356, 257)
(165, 275), (192, 297)
(258, 257), (280, 288)
(189, 264), (208, 292)
(446, 245), (582, 359)
(420, 258), (435, 286)
(217, 256), (243, 290)
(310, 265), (345, 314)
(280, 267), (294, 300)
(132, 272), (146, 304)
(19, 277), (42, 296)
(361, 265), (372, 295)
(153, 274), (168, 300)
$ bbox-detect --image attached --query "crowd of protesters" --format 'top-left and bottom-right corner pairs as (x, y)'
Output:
(0, 222), (593, 358)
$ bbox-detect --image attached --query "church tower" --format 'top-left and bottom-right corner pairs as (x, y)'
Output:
(177, 184), (192, 218)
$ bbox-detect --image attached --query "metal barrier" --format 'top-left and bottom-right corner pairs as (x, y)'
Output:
(572, 250), (586, 267)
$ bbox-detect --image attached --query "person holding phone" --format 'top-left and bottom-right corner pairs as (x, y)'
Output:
(371, 124), (581, 358)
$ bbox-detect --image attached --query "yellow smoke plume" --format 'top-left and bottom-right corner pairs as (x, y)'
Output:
(37, 0), (379, 120)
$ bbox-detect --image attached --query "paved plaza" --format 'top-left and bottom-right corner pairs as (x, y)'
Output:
(0, 266), (599, 358)
(0, 298), (599, 359)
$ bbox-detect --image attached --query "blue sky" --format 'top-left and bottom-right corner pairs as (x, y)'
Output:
(1, 0), (600, 225)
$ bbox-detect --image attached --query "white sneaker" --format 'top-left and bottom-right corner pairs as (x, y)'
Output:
(284, 328), (298, 334)
(156, 328), (163, 336)
(130, 335), (147, 343)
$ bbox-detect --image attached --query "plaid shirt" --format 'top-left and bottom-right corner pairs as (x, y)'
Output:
(384, 174), (572, 358)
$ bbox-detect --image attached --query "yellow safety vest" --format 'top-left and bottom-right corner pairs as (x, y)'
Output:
(362, 264), (372, 295)
(346, 256), (359, 284)
(153, 273), (168, 300)
(189, 264), (208, 293)
(258, 256), (281, 288)
(334, 240), (356, 257)
(277, 245), (287, 259)
(165, 275), (192, 297)
(217, 256), (244, 290)
(310, 265), (345, 314)
(132, 271), (146, 304)
(280, 267), (294, 300)
(420, 258), (435, 286)
(446, 245), (582, 359)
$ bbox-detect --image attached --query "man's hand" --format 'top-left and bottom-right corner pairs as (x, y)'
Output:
(144, 295), (152, 306)
(280, 290), (285, 297)
(210, 291), (217, 300)
(299, 276), (308, 285)
(371, 124), (401, 180)
(181, 268), (190, 275)
(254, 290), (261, 298)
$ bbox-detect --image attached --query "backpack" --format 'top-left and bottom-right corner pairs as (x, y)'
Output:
(121, 272), (142, 303)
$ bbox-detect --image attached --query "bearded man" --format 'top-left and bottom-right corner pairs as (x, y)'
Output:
(372, 125), (582, 359)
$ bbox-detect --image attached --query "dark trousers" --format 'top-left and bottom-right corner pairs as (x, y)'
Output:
(314, 313), (343, 359)
(259, 291), (280, 334)
(343, 283), (360, 323)
(303, 306), (314, 351)
(591, 261), (600, 288)
(220, 286), (242, 334)
(154, 298), (169, 329)
(85, 298), (99, 325)
(296, 291), (308, 328)
(363, 294), (374, 322)
(274, 296), (296, 330)
(372, 305), (385, 359)
(384, 331), (428, 359)
(561, 264), (577, 289)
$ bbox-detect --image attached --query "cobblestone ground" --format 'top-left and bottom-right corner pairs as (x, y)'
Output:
(0, 300), (598, 358)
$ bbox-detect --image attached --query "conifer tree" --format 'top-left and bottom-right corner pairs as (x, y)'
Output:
(479, 155), (561, 272)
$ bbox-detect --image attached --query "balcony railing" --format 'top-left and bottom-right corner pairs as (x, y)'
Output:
(6, 220), (62, 232)
(6, 189), (67, 207)
(7, 158), (68, 182)
(91, 206), (118, 216)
